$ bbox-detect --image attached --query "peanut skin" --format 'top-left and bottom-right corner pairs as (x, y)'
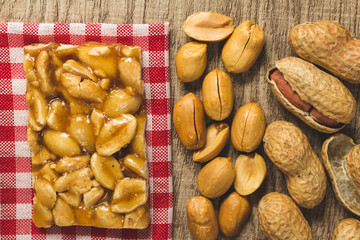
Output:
(263, 121), (327, 208)
(289, 20), (360, 83)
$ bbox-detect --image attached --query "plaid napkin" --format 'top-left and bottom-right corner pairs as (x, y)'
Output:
(0, 22), (172, 239)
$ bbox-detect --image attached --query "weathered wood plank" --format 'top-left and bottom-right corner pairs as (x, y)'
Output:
(3, 0), (360, 239)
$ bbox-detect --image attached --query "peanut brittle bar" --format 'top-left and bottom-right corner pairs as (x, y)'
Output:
(25, 42), (149, 229)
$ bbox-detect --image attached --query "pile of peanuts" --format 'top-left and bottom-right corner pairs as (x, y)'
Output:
(174, 12), (360, 240)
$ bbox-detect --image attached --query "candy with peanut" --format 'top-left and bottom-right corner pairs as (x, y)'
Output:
(231, 101), (265, 152)
(183, 12), (234, 42)
(202, 68), (233, 121)
(258, 192), (313, 240)
(289, 20), (360, 83)
(222, 20), (265, 73)
(25, 42), (150, 229)
(175, 42), (207, 82)
(267, 57), (356, 133)
(263, 121), (327, 208)
(219, 192), (250, 237)
(332, 218), (360, 240)
(173, 93), (206, 150)
(186, 196), (219, 240)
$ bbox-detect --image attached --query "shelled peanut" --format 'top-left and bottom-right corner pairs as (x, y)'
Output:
(177, 11), (267, 239)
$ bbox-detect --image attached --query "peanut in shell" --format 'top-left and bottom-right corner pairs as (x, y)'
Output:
(289, 20), (360, 83)
(263, 121), (326, 209)
(332, 218), (360, 240)
(258, 192), (313, 240)
(173, 93), (206, 150)
(267, 57), (356, 133)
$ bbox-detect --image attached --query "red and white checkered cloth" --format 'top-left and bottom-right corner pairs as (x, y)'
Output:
(0, 22), (172, 239)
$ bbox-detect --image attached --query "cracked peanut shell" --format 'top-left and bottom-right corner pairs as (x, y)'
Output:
(322, 133), (360, 216)
(267, 57), (356, 133)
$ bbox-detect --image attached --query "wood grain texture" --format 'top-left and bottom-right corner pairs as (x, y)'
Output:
(3, 0), (360, 239)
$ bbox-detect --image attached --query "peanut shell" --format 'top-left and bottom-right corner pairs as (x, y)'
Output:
(322, 133), (360, 216)
(263, 121), (326, 208)
(332, 218), (360, 240)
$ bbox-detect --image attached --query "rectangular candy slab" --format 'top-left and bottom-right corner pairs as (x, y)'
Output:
(25, 42), (149, 229)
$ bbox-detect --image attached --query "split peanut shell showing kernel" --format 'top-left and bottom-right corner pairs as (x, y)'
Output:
(173, 93), (206, 150)
(193, 122), (229, 163)
(219, 192), (250, 237)
(332, 218), (360, 240)
(322, 134), (360, 216)
(231, 101), (265, 153)
(197, 157), (235, 198)
(183, 12), (234, 42)
(25, 42), (149, 229)
(234, 153), (266, 196)
(202, 69), (234, 121)
(289, 20), (360, 83)
(186, 196), (219, 240)
(175, 42), (207, 82)
(222, 20), (265, 73)
(267, 57), (356, 133)
(258, 192), (313, 240)
(263, 121), (326, 209)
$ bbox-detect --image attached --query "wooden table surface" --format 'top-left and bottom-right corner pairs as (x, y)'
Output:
(3, 0), (360, 239)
